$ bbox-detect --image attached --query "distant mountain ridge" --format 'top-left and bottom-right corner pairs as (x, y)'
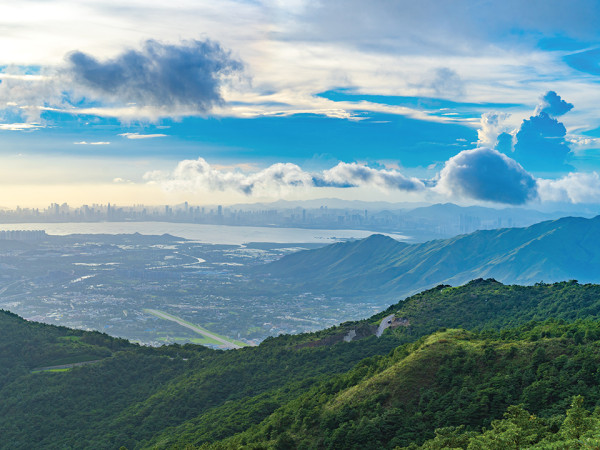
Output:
(259, 215), (600, 298)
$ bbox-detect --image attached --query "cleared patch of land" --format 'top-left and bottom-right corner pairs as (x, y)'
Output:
(144, 309), (247, 349)
(31, 359), (105, 373)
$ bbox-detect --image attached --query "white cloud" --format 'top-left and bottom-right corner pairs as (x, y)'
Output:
(112, 177), (134, 183)
(477, 112), (511, 148)
(144, 158), (312, 195)
(0, 67), (60, 123)
(566, 136), (600, 150)
(316, 162), (424, 191)
(145, 158), (426, 196)
(537, 172), (600, 203)
(0, 122), (42, 131)
(74, 141), (111, 145)
(119, 133), (167, 139)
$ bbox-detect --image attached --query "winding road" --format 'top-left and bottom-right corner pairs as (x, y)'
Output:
(376, 314), (396, 337)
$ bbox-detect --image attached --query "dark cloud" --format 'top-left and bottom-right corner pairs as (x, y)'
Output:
(66, 39), (243, 112)
(428, 67), (464, 96)
(437, 147), (538, 205)
(535, 91), (573, 116)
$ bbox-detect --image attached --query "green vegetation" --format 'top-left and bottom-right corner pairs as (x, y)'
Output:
(144, 308), (247, 348)
(403, 397), (600, 449)
(5, 280), (600, 448)
(31, 368), (71, 373)
(211, 322), (600, 448)
(259, 215), (600, 298)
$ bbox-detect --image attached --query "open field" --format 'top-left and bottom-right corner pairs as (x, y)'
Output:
(144, 309), (248, 349)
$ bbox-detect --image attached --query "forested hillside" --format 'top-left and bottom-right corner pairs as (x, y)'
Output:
(258, 215), (600, 298)
(211, 322), (600, 449)
(3, 280), (600, 448)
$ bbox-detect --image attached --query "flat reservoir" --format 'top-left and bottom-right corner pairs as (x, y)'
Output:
(0, 222), (408, 245)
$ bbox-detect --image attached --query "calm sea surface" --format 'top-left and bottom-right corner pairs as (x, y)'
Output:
(0, 222), (408, 245)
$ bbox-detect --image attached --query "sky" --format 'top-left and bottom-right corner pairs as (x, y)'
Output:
(3, 0), (600, 208)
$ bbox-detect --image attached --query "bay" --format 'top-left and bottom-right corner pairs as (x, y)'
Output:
(0, 221), (408, 245)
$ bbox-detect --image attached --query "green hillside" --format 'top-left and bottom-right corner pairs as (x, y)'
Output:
(258, 215), (600, 298)
(0, 309), (134, 387)
(3, 280), (600, 448)
(212, 322), (600, 449)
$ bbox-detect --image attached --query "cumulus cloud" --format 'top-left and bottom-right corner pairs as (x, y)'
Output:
(141, 150), (600, 206)
(486, 91), (575, 172)
(435, 147), (538, 204)
(314, 162), (424, 191)
(145, 158), (425, 196)
(537, 172), (600, 203)
(477, 112), (510, 148)
(534, 91), (574, 117)
(512, 111), (572, 171)
(475, 92), (575, 173)
(144, 158), (313, 195)
(66, 39), (243, 113)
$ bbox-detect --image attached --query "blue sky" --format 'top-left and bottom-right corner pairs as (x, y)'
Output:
(2, 0), (600, 207)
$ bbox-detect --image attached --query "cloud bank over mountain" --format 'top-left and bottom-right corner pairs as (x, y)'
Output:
(145, 159), (425, 196)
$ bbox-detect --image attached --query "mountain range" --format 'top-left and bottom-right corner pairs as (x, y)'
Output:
(258, 215), (600, 298)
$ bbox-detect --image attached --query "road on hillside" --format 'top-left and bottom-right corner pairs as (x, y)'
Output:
(376, 314), (396, 337)
(145, 309), (242, 349)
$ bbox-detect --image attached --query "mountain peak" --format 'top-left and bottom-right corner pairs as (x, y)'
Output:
(362, 233), (399, 243)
